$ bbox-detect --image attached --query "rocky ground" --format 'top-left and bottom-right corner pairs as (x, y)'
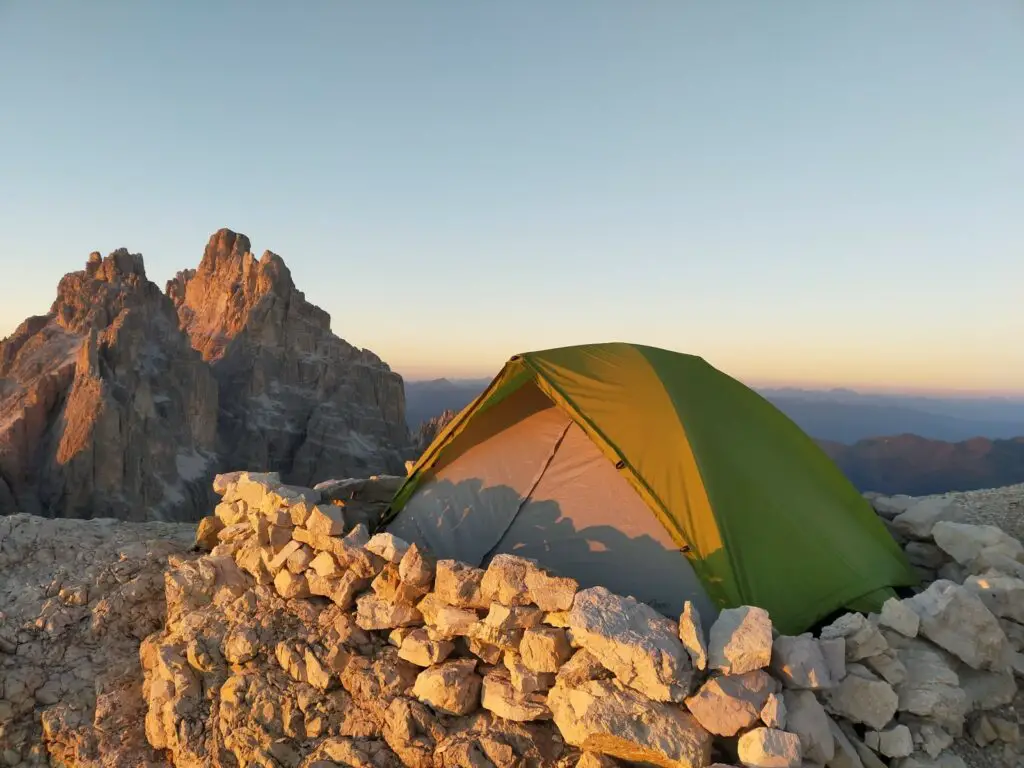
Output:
(1, 477), (1022, 768)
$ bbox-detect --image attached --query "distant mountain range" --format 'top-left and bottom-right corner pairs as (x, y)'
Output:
(404, 378), (1024, 496)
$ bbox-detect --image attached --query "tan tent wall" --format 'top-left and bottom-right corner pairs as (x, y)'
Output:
(387, 382), (718, 624)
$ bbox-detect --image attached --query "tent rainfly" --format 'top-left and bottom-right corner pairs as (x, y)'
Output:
(382, 342), (917, 634)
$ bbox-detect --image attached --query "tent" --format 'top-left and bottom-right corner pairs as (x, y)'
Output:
(383, 342), (917, 633)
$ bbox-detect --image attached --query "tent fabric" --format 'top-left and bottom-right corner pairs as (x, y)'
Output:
(385, 342), (918, 634)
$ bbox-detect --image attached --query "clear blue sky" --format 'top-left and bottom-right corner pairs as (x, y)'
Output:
(1, 2), (1022, 393)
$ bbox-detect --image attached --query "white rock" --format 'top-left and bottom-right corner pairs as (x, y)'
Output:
(504, 651), (555, 694)
(891, 498), (964, 540)
(273, 569), (311, 599)
(520, 627), (573, 673)
(818, 637), (847, 682)
(365, 532), (410, 564)
(863, 649), (908, 685)
(708, 606), (773, 675)
(525, 568), (578, 612)
(484, 603), (544, 630)
(781, 690), (834, 765)
(736, 727), (802, 768)
(684, 670), (776, 737)
(871, 724), (913, 758)
(480, 669), (551, 722)
(958, 666), (1017, 711)
(411, 659), (481, 716)
(398, 628), (455, 667)
(434, 560), (488, 609)
(354, 594), (423, 630)
(761, 692), (786, 729)
(568, 587), (693, 701)
(825, 671), (898, 729)
(416, 593), (478, 638)
(547, 679), (713, 768)
(879, 597), (920, 637)
(931, 521), (1024, 568)
(893, 637), (968, 733)
(480, 554), (536, 606)
(964, 573), (1024, 624)
(769, 633), (832, 689)
(309, 551), (341, 578)
(398, 543), (435, 588)
(678, 601), (708, 671)
(819, 612), (889, 661)
(305, 504), (345, 536)
(906, 580), (1011, 670)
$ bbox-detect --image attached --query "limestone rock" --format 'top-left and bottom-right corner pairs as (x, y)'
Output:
(964, 573), (1024, 624)
(366, 532), (411, 564)
(547, 679), (713, 768)
(412, 659), (482, 715)
(398, 629), (456, 668)
(481, 554), (537, 606)
(931, 521), (1024, 569)
(708, 606), (773, 675)
(194, 516), (224, 550)
(355, 594), (424, 630)
(504, 651), (555, 694)
(825, 670), (899, 729)
(891, 498), (965, 540)
(525, 568), (578, 612)
(761, 692), (786, 729)
(868, 724), (914, 758)
(906, 580), (1011, 670)
(880, 597), (921, 638)
(678, 600), (708, 671)
(306, 504), (346, 536)
(399, 543), (436, 588)
(894, 637), (969, 733)
(520, 627), (573, 673)
(769, 633), (832, 689)
(781, 689), (833, 764)
(481, 669), (552, 722)
(684, 670), (776, 736)
(819, 612), (889, 661)
(417, 593), (479, 637)
(568, 586), (693, 701)
(736, 727), (802, 768)
(434, 560), (489, 609)
(819, 637), (847, 682)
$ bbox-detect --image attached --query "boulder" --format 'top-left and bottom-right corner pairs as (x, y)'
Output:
(863, 649), (908, 686)
(818, 637), (847, 682)
(867, 724), (914, 758)
(819, 612), (888, 661)
(434, 560), (488, 609)
(760, 692), (786, 729)
(547, 679), (713, 768)
(411, 659), (482, 716)
(678, 601), (708, 671)
(309, 551), (341, 578)
(525, 568), (578, 612)
(416, 593), (479, 638)
(931, 521), (1024, 569)
(736, 727), (802, 768)
(194, 516), (224, 550)
(398, 629), (455, 668)
(684, 670), (776, 737)
(480, 554), (536, 606)
(520, 627), (573, 673)
(958, 666), (1017, 711)
(273, 569), (311, 599)
(480, 669), (551, 722)
(305, 504), (346, 536)
(399, 543), (436, 588)
(781, 690), (833, 764)
(872, 495), (916, 518)
(484, 603), (544, 630)
(964, 573), (1024, 624)
(568, 587), (693, 701)
(893, 637), (968, 733)
(906, 580), (1011, 670)
(769, 633), (832, 689)
(354, 594), (423, 631)
(879, 598), (920, 638)
(825, 670), (899, 730)
(891, 498), (964, 540)
(708, 606), (773, 675)
(504, 651), (555, 694)
(365, 532), (410, 564)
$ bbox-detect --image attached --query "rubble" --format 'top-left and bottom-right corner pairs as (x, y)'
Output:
(2, 474), (1021, 768)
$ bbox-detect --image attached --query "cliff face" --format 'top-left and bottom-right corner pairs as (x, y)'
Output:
(169, 229), (409, 486)
(0, 230), (410, 521)
(0, 250), (219, 521)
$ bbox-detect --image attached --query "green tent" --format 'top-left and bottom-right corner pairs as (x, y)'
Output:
(384, 342), (916, 634)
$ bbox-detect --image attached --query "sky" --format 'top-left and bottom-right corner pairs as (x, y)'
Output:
(1, 3), (1022, 395)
